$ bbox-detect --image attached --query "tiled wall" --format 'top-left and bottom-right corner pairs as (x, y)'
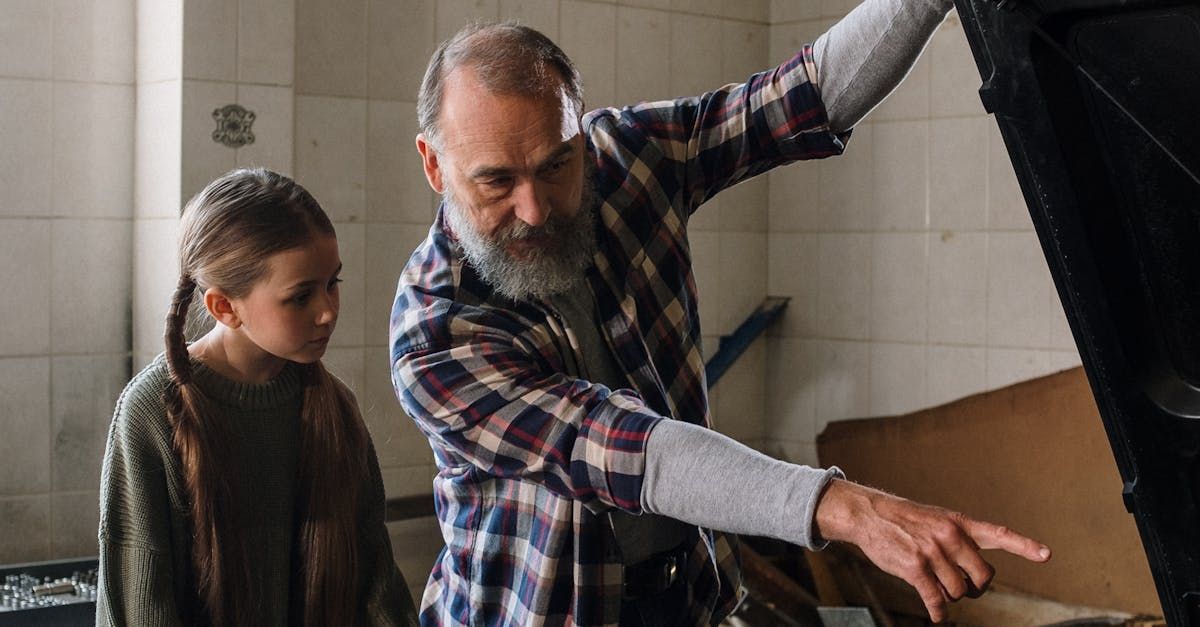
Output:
(1, 0), (1083, 586)
(762, 6), (1081, 466)
(0, 0), (136, 563)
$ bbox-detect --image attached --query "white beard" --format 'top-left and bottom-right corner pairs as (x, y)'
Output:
(442, 181), (598, 302)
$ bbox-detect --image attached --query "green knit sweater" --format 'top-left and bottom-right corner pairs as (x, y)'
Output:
(96, 354), (419, 626)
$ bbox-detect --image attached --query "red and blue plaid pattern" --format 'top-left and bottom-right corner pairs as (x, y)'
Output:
(389, 47), (846, 627)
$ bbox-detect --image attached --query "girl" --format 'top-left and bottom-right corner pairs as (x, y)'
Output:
(97, 168), (418, 626)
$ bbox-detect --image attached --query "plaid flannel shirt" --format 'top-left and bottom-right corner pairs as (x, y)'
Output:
(389, 47), (847, 627)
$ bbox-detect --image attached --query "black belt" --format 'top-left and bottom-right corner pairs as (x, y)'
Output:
(622, 545), (687, 600)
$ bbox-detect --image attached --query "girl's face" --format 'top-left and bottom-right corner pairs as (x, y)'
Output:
(231, 234), (342, 364)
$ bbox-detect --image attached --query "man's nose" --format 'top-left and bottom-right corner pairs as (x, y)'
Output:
(512, 180), (551, 227)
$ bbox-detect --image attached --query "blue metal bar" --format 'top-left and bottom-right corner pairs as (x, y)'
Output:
(705, 296), (790, 390)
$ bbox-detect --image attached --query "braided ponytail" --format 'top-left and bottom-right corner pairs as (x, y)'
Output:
(161, 272), (251, 626)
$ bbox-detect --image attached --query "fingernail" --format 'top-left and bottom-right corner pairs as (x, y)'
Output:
(1038, 547), (1050, 559)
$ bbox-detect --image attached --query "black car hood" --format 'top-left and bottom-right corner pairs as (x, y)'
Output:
(952, 0), (1200, 622)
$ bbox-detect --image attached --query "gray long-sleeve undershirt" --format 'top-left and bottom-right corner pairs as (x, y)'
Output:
(814, 0), (955, 132)
(642, 420), (843, 549)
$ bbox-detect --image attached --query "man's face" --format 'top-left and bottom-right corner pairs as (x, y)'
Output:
(416, 67), (597, 301)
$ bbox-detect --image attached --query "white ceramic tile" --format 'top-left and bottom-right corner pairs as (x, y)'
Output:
(926, 230), (985, 345)
(365, 224), (430, 347)
(689, 194), (720, 231)
(295, 0), (367, 97)
(0, 496), (51, 563)
(673, 0), (723, 16)
(52, 355), (129, 492)
(719, 176), (767, 232)
(0, 221), (51, 355)
(238, 0), (294, 84)
(234, 84), (294, 174)
(134, 80), (182, 219)
(690, 231), (721, 335)
(436, 0), (500, 41)
(381, 463), (437, 498)
(767, 20), (823, 66)
(181, 80), (238, 202)
(926, 344), (985, 407)
(364, 348), (439, 467)
(322, 346), (365, 398)
(51, 220), (132, 353)
(820, 0), (855, 21)
(985, 347), (1049, 390)
(619, 0), (671, 10)
(0, 0), (52, 79)
(670, 14), (723, 98)
(0, 80), (52, 217)
(816, 233), (870, 339)
(718, 232), (767, 335)
(367, 100), (433, 224)
(869, 341), (926, 416)
(182, 0), (237, 81)
(987, 232), (1050, 348)
(871, 120), (928, 231)
(53, 0), (136, 83)
(560, 1), (617, 108)
(811, 339), (869, 427)
(132, 218), (180, 358)
(929, 12), (982, 118)
(721, 21), (768, 84)
(818, 123), (872, 230)
(767, 163), (820, 232)
(713, 339), (766, 444)
(368, 0), (435, 101)
(52, 82), (135, 218)
(330, 222), (366, 348)
(929, 116), (988, 230)
(987, 122), (1032, 230)
(1047, 349), (1081, 373)
(870, 233), (927, 343)
(137, 0), (182, 83)
(51, 491), (100, 558)
(0, 358), (51, 495)
(295, 95), (368, 222)
(500, 0), (560, 38)
(760, 438), (818, 467)
(722, 0), (769, 22)
(869, 45), (930, 122)
(616, 7), (671, 104)
(767, 233), (818, 338)
(765, 337), (816, 441)
(770, 0), (819, 23)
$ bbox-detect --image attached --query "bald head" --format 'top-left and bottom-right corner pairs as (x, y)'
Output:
(417, 22), (585, 149)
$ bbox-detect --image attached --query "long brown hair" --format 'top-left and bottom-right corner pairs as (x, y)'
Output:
(163, 168), (371, 626)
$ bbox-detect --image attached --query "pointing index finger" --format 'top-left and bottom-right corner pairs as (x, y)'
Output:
(962, 517), (1051, 562)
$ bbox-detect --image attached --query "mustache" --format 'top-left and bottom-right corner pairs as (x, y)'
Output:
(493, 213), (567, 245)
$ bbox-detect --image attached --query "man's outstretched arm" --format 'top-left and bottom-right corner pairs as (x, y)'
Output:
(641, 419), (1051, 623)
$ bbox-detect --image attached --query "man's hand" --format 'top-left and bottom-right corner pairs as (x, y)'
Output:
(814, 479), (1052, 623)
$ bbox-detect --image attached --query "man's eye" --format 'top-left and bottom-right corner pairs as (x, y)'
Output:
(482, 177), (511, 189)
(546, 160), (568, 173)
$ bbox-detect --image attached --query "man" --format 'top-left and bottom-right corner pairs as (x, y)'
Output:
(389, 0), (1051, 624)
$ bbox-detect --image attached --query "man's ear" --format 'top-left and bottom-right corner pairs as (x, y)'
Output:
(203, 288), (242, 329)
(415, 133), (445, 194)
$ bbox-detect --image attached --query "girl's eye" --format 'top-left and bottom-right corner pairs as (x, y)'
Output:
(328, 277), (343, 291)
(291, 291), (312, 306)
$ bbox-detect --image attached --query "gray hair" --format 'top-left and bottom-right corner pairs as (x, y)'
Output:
(416, 21), (584, 148)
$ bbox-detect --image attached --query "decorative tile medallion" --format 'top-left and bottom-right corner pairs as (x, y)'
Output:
(212, 104), (256, 148)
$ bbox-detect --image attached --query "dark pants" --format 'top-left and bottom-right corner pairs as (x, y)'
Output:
(618, 546), (690, 627)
